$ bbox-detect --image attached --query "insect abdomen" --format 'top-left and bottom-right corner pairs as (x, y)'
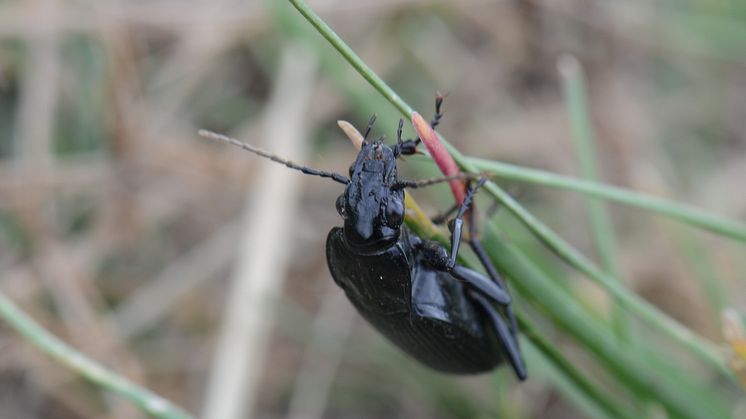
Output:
(326, 227), (501, 373)
(356, 305), (500, 373)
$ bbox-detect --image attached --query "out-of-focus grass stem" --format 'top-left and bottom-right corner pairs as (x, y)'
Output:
(559, 55), (627, 340)
(468, 157), (746, 242)
(0, 292), (193, 419)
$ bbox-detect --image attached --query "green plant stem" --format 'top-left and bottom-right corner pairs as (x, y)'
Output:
(468, 157), (746, 242)
(527, 341), (619, 419)
(674, 227), (726, 310)
(288, 0), (413, 116)
(519, 320), (637, 419)
(0, 292), (193, 419)
(560, 56), (626, 340)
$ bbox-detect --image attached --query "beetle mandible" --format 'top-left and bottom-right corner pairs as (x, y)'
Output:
(200, 103), (527, 380)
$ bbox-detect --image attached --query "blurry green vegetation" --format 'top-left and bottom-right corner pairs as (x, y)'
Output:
(0, 209), (32, 258)
(55, 36), (108, 155)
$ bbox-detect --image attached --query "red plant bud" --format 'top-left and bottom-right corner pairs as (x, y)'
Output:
(411, 112), (466, 204)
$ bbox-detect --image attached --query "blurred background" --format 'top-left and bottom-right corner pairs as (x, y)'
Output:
(1, 0), (745, 418)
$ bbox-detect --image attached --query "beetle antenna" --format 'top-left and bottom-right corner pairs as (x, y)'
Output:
(362, 114), (377, 140)
(394, 172), (489, 190)
(431, 92), (446, 129)
(199, 130), (350, 185)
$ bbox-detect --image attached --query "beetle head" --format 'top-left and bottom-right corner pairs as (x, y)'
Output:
(335, 140), (405, 253)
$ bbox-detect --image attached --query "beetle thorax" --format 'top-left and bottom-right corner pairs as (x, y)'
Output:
(335, 142), (405, 254)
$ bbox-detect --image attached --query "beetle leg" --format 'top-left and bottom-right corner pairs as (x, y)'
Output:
(467, 217), (508, 290)
(446, 178), (487, 268)
(362, 114), (377, 140)
(430, 93), (445, 129)
(430, 202), (460, 225)
(419, 179), (509, 305)
(465, 196), (521, 345)
(470, 291), (527, 380)
(398, 94), (445, 156)
(395, 119), (419, 157)
(418, 241), (511, 306)
(451, 179), (518, 352)
(394, 172), (484, 190)
(450, 266), (511, 305)
(484, 186), (522, 219)
(418, 177), (525, 379)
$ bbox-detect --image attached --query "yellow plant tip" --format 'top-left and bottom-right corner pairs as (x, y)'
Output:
(721, 308), (746, 388)
(337, 120), (364, 150)
(404, 192), (446, 239)
(404, 192), (432, 226)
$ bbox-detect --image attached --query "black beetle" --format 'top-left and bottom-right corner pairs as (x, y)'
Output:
(199, 108), (527, 380)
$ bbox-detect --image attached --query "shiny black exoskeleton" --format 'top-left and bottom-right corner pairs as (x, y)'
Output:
(200, 104), (526, 379)
(327, 129), (525, 378)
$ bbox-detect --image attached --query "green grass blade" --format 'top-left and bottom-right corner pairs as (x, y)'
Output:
(271, 1), (401, 124)
(287, 0), (413, 116)
(468, 157), (746, 243)
(673, 228), (727, 311)
(0, 292), (193, 419)
(520, 319), (638, 419)
(560, 55), (627, 340)
(524, 342), (618, 419)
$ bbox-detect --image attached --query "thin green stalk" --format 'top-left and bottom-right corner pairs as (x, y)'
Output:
(287, 0), (730, 377)
(468, 157), (746, 242)
(520, 319), (637, 419)
(0, 292), (193, 419)
(271, 1), (402, 124)
(673, 227), (726, 310)
(559, 56), (626, 339)
(525, 341), (618, 419)
(288, 0), (413, 116)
